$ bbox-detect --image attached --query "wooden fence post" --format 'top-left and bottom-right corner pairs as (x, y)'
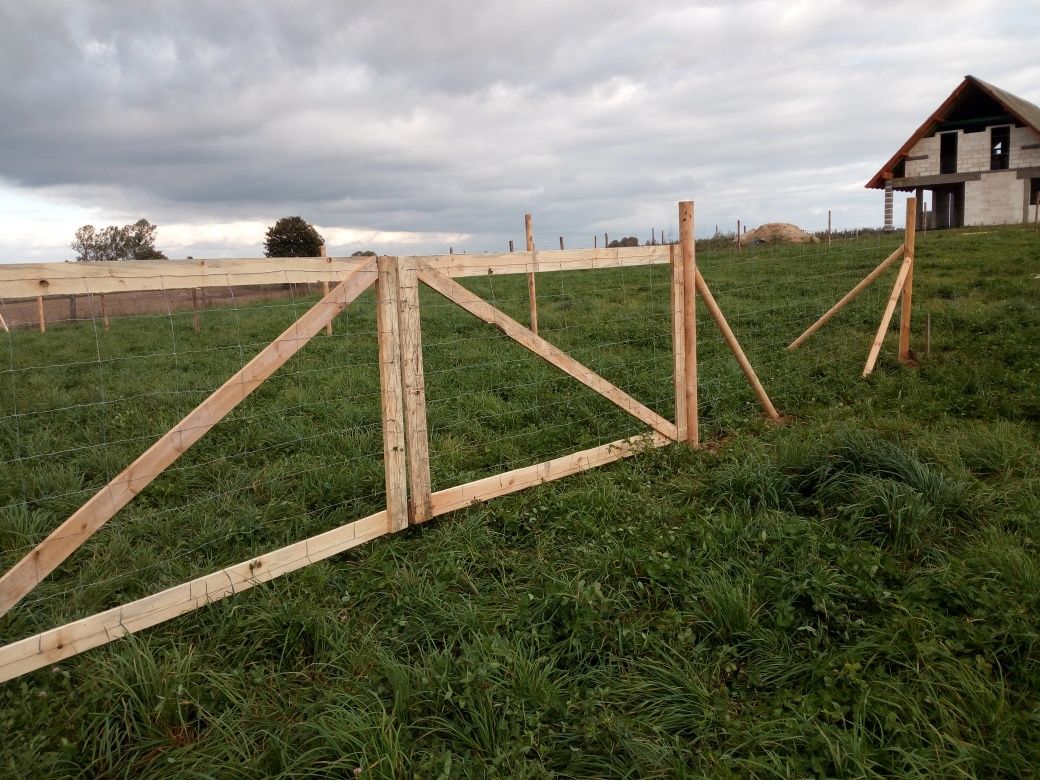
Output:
(827, 210), (832, 246)
(594, 235), (597, 249)
(191, 289), (201, 332)
(37, 296), (46, 334)
(736, 220), (741, 252)
(69, 295), (77, 323)
(525, 214), (538, 334)
(899, 198), (916, 363)
(376, 256), (409, 533)
(509, 240), (514, 252)
(396, 256), (432, 524)
(321, 242), (332, 336)
(0, 311), (8, 333)
(670, 243), (687, 442)
(679, 201), (698, 446)
(100, 294), (110, 332)
(559, 236), (564, 250)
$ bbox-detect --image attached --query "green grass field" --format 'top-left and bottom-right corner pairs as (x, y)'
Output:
(1, 225), (1038, 777)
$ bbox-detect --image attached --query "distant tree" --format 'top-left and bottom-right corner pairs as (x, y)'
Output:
(607, 236), (639, 248)
(71, 219), (167, 262)
(263, 216), (324, 257)
(351, 250), (377, 256)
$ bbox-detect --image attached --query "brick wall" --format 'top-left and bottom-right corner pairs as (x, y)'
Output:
(905, 124), (1040, 176)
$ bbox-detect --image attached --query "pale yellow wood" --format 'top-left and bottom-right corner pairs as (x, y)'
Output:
(396, 257), (432, 524)
(525, 213), (538, 334)
(323, 281), (333, 336)
(430, 433), (671, 516)
(416, 261), (678, 441)
(37, 295), (45, 334)
(863, 254), (914, 377)
(0, 260), (378, 619)
(0, 248), (673, 298)
(670, 244), (687, 442)
(787, 244), (905, 351)
(191, 288), (200, 332)
(0, 311), (7, 333)
(0, 511), (388, 684)
(899, 199), (916, 363)
(376, 257), (409, 534)
(694, 269), (779, 420)
(100, 294), (109, 332)
(679, 201), (698, 446)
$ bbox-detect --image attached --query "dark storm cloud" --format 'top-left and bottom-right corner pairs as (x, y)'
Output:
(1, 1), (1038, 259)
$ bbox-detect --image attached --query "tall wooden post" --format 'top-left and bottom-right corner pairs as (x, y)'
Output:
(736, 220), (741, 251)
(0, 312), (7, 333)
(320, 242), (332, 336)
(100, 294), (110, 332)
(37, 296), (46, 334)
(509, 240), (514, 252)
(679, 201), (698, 446)
(604, 232), (608, 247)
(827, 210), (832, 246)
(669, 244), (687, 442)
(593, 235), (597, 249)
(376, 257), (409, 533)
(559, 236), (564, 250)
(898, 198), (917, 363)
(525, 213), (538, 334)
(69, 295), (77, 323)
(396, 256), (432, 525)
(191, 289), (201, 332)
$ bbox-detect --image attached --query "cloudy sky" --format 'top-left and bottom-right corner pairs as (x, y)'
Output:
(1, 1), (1037, 262)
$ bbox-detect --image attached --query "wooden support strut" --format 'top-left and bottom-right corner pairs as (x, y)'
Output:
(863, 252), (914, 377)
(0, 311), (7, 333)
(694, 269), (779, 420)
(787, 244), (905, 351)
(0, 260), (378, 619)
(0, 432), (671, 684)
(376, 257), (409, 533)
(415, 261), (678, 441)
(898, 198), (916, 363)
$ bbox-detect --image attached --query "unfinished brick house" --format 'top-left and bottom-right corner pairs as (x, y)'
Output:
(867, 75), (1040, 229)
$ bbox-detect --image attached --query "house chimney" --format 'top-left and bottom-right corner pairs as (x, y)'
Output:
(883, 181), (894, 231)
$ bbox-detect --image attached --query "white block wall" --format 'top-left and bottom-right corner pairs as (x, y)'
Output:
(963, 171), (1028, 225)
(903, 124), (1040, 176)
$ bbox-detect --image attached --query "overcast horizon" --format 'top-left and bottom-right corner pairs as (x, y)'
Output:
(1, 1), (1037, 263)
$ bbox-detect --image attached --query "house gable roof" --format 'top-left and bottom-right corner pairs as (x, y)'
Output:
(865, 75), (1040, 189)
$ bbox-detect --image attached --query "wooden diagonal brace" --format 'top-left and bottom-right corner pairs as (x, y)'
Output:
(863, 253), (914, 377)
(0, 260), (378, 619)
(415, 260), (678, 441)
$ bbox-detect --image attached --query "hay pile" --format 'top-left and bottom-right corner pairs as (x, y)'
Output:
(738, 223), (818, 245)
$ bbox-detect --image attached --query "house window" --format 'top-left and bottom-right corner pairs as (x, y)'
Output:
(1031, 178), (1040, 208)
(940, 132), (957, 174)
(991, 127), (1011, 170)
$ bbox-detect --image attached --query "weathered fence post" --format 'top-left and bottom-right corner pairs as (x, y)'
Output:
(525, 213), (538, 334)
(670, 243), (687, 442)
(736, 220), (741, 252)
(191, 289), (201, 332)
(827, 210), (832, 246)
(396, 256), (432, 524)
(320, 243), (332, 336)
(376, 256), (409, 533)
(559, 236), (564, 250)
(100, 294), (110, 332)
(679, 201), (698, 446)
(899, 198), (917, 363)
(37, 296), (46, 334)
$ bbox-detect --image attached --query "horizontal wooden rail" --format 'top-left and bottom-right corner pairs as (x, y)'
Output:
(0, 432), (670, 683)
(0, 246), (671, 299)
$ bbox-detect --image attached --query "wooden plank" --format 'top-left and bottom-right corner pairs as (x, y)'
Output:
(899, 199), (916, 363)
(416, 261), (678, 440)
(0, 510), (388, 684)
(787, 244), (905, 351)
(0, 247), (673, 299)
(679, 201), (698, 446)
(37, 296), (45, 334)
(670, 244), (687, 442)
(430, 433), (671, 516)
(396, 257), (432, 524)
(0, 429), (674, 683)
(695, 269), (779, 420)
(0, 260), (378, 619)
(376, 257), (409, 534)
(525, 213), (538, 334)
(863, 254), (914, 377)
(323, 281), (332, 336)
